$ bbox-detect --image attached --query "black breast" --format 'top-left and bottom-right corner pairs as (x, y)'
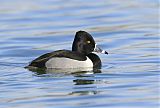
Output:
(87, 53), (101, 69)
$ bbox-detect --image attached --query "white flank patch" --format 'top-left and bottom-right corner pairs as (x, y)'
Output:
(45, 57), (93, 69)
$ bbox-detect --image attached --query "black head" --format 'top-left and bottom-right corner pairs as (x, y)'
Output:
(72, 31), (95, 55)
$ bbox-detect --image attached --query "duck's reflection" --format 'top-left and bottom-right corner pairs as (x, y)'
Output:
(73, 79), (95, 85)
(27, 68), (102, 96)
(27, 67), (101, 75)
(70, 69), (101, 96)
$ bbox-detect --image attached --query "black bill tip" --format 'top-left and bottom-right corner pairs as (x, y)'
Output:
(104, 51), (108, 54)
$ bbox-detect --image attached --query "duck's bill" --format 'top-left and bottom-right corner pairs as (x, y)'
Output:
(94, 44), (108, 54)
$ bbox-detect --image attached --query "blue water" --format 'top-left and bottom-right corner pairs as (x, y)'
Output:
(0, 0), (159, 108)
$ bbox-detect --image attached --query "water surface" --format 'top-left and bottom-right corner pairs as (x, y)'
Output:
(0, 0), (159, 108)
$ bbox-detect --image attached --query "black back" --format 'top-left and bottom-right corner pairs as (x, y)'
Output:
(28, 50), (87, 68)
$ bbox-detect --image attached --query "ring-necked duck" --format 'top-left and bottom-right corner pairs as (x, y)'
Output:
(26, 31), (108, 69)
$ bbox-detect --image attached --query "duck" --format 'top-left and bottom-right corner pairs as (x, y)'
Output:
(26, 31), (108, 69)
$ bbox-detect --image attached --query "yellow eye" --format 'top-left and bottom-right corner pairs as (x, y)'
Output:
(87, 41), (91, 44)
